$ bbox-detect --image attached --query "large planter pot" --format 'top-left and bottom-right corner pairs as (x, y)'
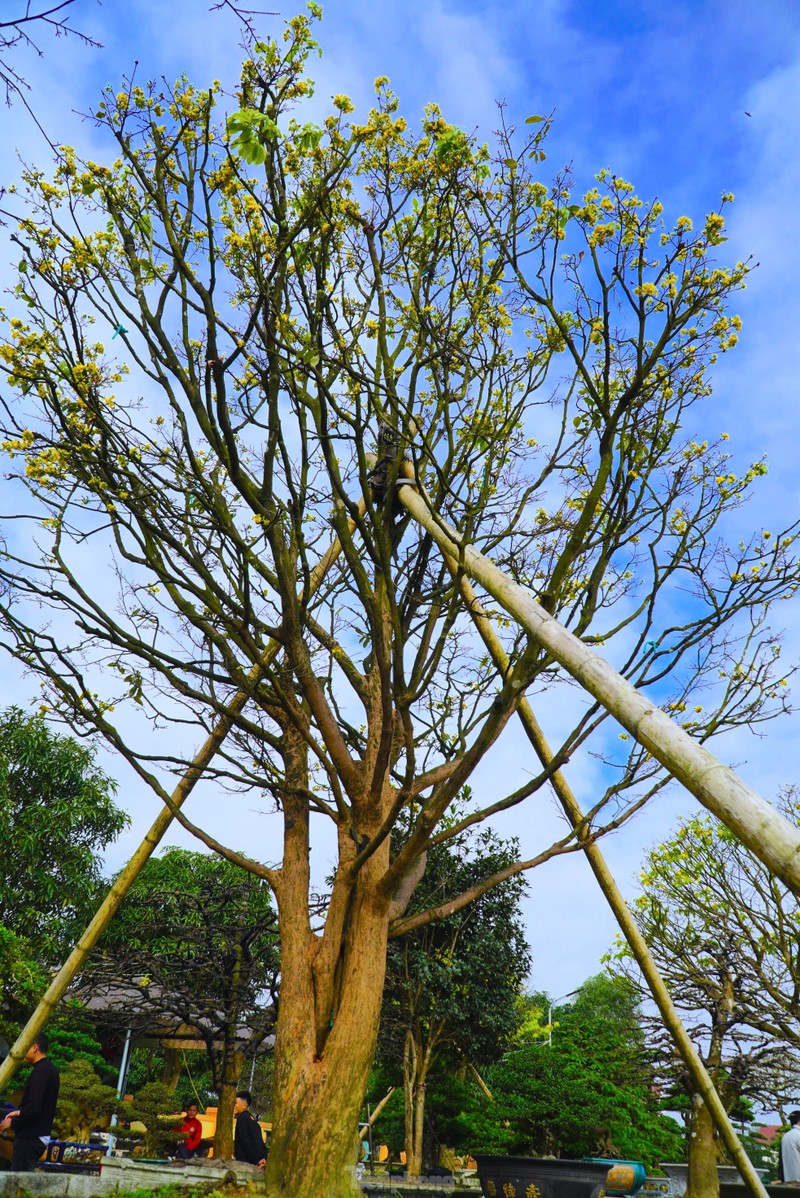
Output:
(659, 1163), (770, 1196)
(475, 1156), (612, 1198)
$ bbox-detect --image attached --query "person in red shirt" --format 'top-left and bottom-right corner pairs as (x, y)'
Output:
(175, 1103), (203, 1159)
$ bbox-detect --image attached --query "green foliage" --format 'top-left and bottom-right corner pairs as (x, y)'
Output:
(47, 1004), (111, 1078)
(115, 1187), (241, 1198)
(0, 927), (45, 1042)
(464, 975), (684, 1168)
(85, 849), (279, 1091)
(510, 992), (551, 1046)
(0, 707), (128, 963)
(382, 825), (529, 1072)
(226, 109), (281, 164)
(54, 1057), (120, 1141)
(123, 1082), (185, 1159)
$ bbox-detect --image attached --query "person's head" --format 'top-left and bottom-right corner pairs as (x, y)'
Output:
(24, 1033), (49, 1064)
(234, 1090), (252, 1116)
(790, 1111), (800, 1127)
(186, 1103), (198, 1119)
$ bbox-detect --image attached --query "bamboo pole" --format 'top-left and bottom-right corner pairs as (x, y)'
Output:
(0, 507), (363, 1094)
(397, 480), (800, 895)
(454, 565), (768, 1198)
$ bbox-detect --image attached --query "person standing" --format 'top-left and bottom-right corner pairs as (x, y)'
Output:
(0, 1033), (60, 1172)
(782, 1110), (800, 1183)
(233, 1090), (266, 1168)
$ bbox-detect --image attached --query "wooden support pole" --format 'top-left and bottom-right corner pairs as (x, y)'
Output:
(0, 507), (363, 1094)
(453, 565), (767, 1198)
(397, 479), (800, 895)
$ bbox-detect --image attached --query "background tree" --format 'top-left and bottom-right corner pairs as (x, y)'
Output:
(1, 10), (799, 1195)
(463, 975), (684, 1168)
(0, 707), (128, 965)
(378, 823), (528, 1175)
(121, 1081), (185, 1159)
(0, 929), (45, 1045)
(46, 1003), (112, 1079)
(614, 798), (800, 1197)
(79, 848), (279, 1158)
(53, 1057), (120, 1142)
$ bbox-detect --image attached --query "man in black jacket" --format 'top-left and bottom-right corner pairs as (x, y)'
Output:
(233, 1090), (266, 1168)
(0, 1033), (60, 1172)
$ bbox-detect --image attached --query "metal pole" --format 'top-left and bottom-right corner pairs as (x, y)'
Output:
(106, 1026), (133, 1156)
(366, 1103), (374, 1176)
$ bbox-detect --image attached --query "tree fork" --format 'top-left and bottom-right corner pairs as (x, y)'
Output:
(0, 504), (364, 1094)
(396, 475), (800, 895)
(453, 565), (767, 1198)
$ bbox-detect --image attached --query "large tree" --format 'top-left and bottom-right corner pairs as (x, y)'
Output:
(0, 706), (128, 963)
(614, 798), (800, 1198)
(0, 10), (798, 1196)
(379, 824), (529, 1175)
(80, 848), (279, 1157)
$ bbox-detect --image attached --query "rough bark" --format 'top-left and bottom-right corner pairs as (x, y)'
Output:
(687, 1093), (721, 1198)
(214, 1045), (244, 1160)
(403, 1028), (432, 1178)
(265, 887), (390, 1197)
(262, 714), (394, 1198)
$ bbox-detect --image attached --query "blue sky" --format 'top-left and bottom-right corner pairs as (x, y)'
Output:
(2, 0), (800, 1001)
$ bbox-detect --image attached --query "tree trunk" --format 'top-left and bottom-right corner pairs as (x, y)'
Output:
(161, 1048), (182, 1092)
(403, 1030), (416, 1177)
(265, 819), (392, 1197)
(213, 1044), (244, 1160)
(408, 1077), (427, 1178)
(402, 1028), (432, 1177)
(265, 925), (389, 1197)
(687, 1092), (720, 1198)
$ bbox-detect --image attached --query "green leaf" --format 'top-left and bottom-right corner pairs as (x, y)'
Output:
(526, 115), (545, 124)
(297, 122), (323, 152)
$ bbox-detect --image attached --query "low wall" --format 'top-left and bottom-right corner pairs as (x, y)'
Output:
(0, 1155), (262, 1196)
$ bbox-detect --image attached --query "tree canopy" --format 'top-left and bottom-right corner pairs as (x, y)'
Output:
(0, 9), (798, 1195)
(0, 706), (128, 963)
(81, 847), (279, 1154)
